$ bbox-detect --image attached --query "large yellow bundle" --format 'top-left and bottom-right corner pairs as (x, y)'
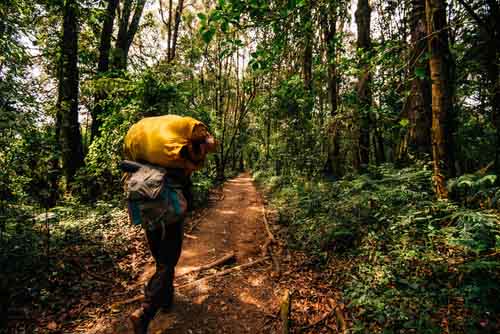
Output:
(123, 115), (209, 170)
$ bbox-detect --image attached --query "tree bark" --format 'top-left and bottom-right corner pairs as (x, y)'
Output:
(91, 0), (119, 141)
(323, 1), (341, 177)
(98, 0), (119, 73)
(170, 0), (185, 62)
(355, 0), (372, 167)
(426, 0), (454, 198)
(113, 0), (146, 70)
(406, 0), (432, 155)
(167, 0), (173, 60)
(486, 1), (500, 176)
(374, 128), (385, 163)
(114, 0), (132, 69)
(303, 0), (313, 94)
(57, 0), (84, 184)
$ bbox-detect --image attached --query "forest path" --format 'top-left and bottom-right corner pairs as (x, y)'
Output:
(96, 172), (281, 333)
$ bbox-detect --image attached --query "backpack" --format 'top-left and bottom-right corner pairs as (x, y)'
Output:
(124, 163), (187, 230)
(125, 163), (167, 201)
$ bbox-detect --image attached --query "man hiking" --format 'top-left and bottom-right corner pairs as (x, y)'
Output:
(121, 115), (216, 333)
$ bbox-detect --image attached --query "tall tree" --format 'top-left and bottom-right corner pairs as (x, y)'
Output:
(57, 0), (84, 183)
(355, 0), (372, 167)
(170, 0), (185, 61)
(403, 0), (432, 156)
(112, 0), (146, 70)
(487, 0), (500, 176)
(456, 0), (500, 175)
(159, 0), (185, 62)
(98, 0), (119, 73)
(302, 0), (313, 93)
(425, 0), (454, 198)
(91, 0), (119, 141)
(323, 0), (341, 177)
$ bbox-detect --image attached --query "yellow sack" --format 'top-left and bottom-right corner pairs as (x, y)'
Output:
(123, 115), (209, 170)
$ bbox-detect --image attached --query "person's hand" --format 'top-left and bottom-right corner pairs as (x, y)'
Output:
(202, 135), (217, 153)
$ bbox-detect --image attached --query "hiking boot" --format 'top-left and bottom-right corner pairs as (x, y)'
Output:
(129, 307), (151, 334)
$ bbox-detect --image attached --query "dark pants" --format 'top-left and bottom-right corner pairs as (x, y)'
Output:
(143, 220), (184, 318)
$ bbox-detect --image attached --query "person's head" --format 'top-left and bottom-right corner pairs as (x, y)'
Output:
(202, 135), (217, 153)
(187, 135), (217, 163)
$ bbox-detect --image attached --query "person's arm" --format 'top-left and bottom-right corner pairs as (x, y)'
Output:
(182, 176), (194, 212)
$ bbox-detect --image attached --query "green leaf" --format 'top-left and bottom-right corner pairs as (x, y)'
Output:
(201, 27), (216, 44)
(221, 20), (229, 33)
(415, 67), (426, 80)
(197, 13), (207, 22)
(232, 39), (244, 47)
(477, 174), (497, 187)
(399, 118), (409, 127)
(211, 9), (222, 21)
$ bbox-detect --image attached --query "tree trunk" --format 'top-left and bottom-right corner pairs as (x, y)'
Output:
(57, 0), (84, 184)
(303, 0), (313, 94)
(487, 1), (500, 176)
(374, 128), (385, 163)
(406, 0), (432, 155)
(239, 154), (244, 171)
(167, 0), (173, 60)
(323, 1), (341, 177)
(114, 0), (132, 69)
(355, 0), (372, 167)
(91, 0), (119, 141)
(113, 0), (146, 70)
(266, 108), (271, 161)
(426, 0), (454, 198)
(170, 0), (185, 62)
(98, 0), (119, 73)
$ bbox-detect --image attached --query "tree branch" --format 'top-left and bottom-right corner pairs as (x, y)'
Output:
(456, 0), (490, 33)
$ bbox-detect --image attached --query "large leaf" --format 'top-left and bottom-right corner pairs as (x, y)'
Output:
(201, 26), (216, 44)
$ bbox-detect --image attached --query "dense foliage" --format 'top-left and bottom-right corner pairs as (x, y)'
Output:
(255, 163), (500, 332)
(1, 0), (499, 332)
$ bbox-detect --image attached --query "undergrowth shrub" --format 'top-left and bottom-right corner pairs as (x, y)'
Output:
(254, 161), (500, 333)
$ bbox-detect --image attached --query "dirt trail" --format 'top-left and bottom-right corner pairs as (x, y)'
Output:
(100, 173), (280, 333)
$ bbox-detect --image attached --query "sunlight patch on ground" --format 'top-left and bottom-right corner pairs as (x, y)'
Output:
(215, 209), (238, 215)
(193, 294), (209, 305)
(244, 205), (261, 213)
(179, 248), (196, 259)
(238, 291), (263, 309)
(176, 265), (199, 276)
(248, 275), (265, 287)
(190, 280), (211, 294)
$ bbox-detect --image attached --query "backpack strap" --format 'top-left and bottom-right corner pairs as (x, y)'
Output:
(160, 183), (181, 216)
(128, 200), (142, 225)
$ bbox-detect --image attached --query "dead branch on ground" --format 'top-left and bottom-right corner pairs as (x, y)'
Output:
(177, 251), (235, 278)
(262, 204), (275, 242)
(177, 257), (269, 289)
(280, 289), (290, 334)
(335, 307), (347, 334)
